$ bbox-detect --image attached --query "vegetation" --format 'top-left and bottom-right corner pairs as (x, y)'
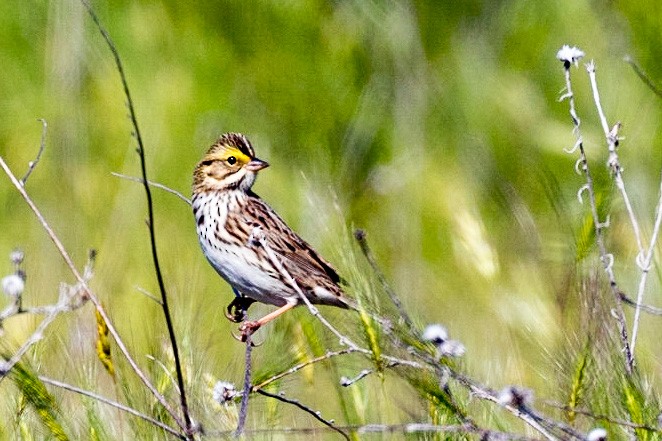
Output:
(1, 1), (661, 439)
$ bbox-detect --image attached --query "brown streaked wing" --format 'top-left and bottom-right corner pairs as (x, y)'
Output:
(243, 193), (342, 290)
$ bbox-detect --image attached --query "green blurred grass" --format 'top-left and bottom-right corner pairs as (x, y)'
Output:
(1, 0), (662, 437)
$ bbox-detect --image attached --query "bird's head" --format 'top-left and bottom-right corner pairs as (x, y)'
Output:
(193, 133), (269, 193)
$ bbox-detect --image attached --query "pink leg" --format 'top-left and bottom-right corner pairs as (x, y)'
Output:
(239, 303), (296, 341)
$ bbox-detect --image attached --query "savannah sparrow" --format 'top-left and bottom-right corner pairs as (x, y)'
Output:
(192, 133), (352, 339)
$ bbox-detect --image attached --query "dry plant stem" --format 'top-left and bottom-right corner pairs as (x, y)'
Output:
(135, 285), (163, 305)
(341, 369), (374, 387)
(620, 293), (662, 316)
(111, 172), (191, 205)
(39, 376), (184, 439)
(561, 62), (633, 374)
(543, 401), (660, 433)
(586, 63), (654, 357)
(251, 348), (353, 391)
(81, 2), (192, 434)
(587, 63), (643, 254)
(446, 368), (563, 441)
(236, 334), (252, 437)
(0, 254), (94, 378)
(0, 156), (185, 431)
(1, 308), (59, 377)
(629, 165), (662, 353)
(210, 423), (539, 440)
(20, 118), (48, 186)
(0, 303), (79, 320)
(354, 229), (415, 332)
(625, 56), (662, 100)
(252, 229), (424, 370)
(247, 349), (414, 400)
(251, 228), (359, 349)
(354, 423), (536, 439)
(256, 389), (350, 441)
(466, 388), (558, 441)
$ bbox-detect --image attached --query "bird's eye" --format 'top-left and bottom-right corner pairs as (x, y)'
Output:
(227, 156), (237, 165)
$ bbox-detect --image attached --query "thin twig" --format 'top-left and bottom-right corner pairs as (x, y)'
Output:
(559, 57), (633, 374)
(624, 56), (662, 100)
(256, 389), (350, 441)
(467, 391), (557, 440)
(251, 228), (425, 371)
(111, 172), (191, 205)
(250, 227), (360, 349)
(619, 292), (662, 316)
(134, 286), (163, 305)
(236, 333), (252, 436)
(20, 119), (48, 186)
(39, 376), (185, 439)
(448, 369), (565, 441)
(340, 368), (375, 387)
(586, 61), (648, 360)
(81, 2), (192, 435)
(354, 229), (415, 332)
(251, 348), (353, 391)
(0, 156), (185, 430)
(207, 423), (540, 440)
(630, 164), (662, 352)
(1, 307), (61, 377)
(543, 401), (660, 433)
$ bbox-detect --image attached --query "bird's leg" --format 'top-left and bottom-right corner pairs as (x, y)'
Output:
(225, 289), (256, 323)
(239, 303), (296, 342)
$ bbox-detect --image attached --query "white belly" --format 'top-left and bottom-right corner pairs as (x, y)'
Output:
(194, 192), (296, 306)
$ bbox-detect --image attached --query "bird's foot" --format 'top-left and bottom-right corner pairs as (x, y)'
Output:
(236, 320), (262, 343)
(225, 296), (256, 323)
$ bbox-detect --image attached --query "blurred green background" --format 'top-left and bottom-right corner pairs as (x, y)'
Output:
(1, 0), (661, 437)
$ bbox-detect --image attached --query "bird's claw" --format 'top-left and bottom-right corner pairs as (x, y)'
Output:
(230, 320), (263, 346)
(225, 296), (256, 323)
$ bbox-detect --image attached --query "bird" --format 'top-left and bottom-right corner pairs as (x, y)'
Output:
(192, 133), (352, 340)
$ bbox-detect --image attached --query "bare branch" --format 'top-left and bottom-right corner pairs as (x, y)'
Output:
(249, 227), (361, 349)
(544, 401), (660, 433)
(624, 56), (662, 100)
(0, 253), (95, 379)
(39, 376), (185, 439)
(207, 423), (540, 440)
(354, 229), (415, 332)
(252, 348), (353, 391)
(80, 2), (192, 434)
(620, 292), (662, 316)
(0, 156), (185, 431)
(20, 118), (48, 186)
(111, 172), (191, 205)
(134, 286), (163, 305)
(558, 51), (633, 374)
(256, 389), (350, 440)
(236, 334), (253, 437)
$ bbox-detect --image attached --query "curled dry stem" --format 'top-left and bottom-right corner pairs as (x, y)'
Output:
(560, 58), (633, 374)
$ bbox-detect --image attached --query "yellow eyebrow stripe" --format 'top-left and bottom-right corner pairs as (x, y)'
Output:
(213, 146), (251, 164)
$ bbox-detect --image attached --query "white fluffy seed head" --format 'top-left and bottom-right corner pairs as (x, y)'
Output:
(439, 339), (466, 358)
(2, 274), (24, 298)
(497, 386), (533, 408)
(587, 428), (607, 441)
(556, 45), (585, 67)
(212, 381), (236, 404)
(10, 249), (24, 266)
(422, 324), (448, 344)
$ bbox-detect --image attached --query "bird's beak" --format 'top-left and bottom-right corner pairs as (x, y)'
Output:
(245, 158), (270, 171)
